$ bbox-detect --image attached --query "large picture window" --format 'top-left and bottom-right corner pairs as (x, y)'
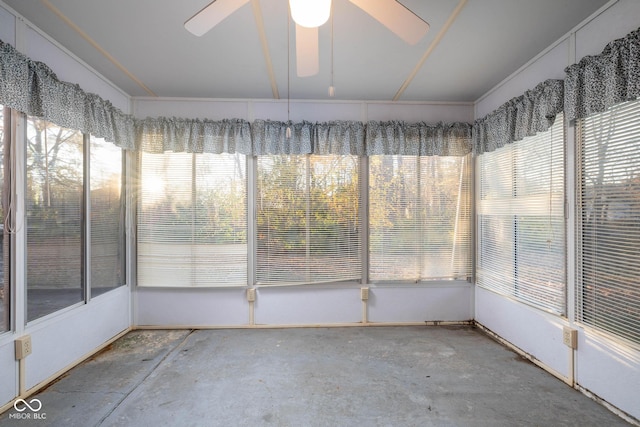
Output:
(577, 100), (640, 344)
(369, 154), (472, 282)
(477, 115), (565, 315)
(256, 155), (361, 285)
(138, 152), (247, 287)
(26, 117), (84, 321)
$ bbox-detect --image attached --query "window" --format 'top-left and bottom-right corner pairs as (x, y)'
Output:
(90, 136), (125, 297)
(477, 115), (565, 315)
(577, 100), (640, 344)
(0, 106), (8, 332)
(369, 154), (472, 282)
(138, 152), (247, 287)
(256, 155), (361, 285)
(138, 151), (472, 287)
(26, 117), (84, 321)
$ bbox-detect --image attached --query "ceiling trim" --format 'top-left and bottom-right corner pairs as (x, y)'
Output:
(393, 0), (468, 101)
(40, 0), (157, 97)
(251, 0), (279, 99)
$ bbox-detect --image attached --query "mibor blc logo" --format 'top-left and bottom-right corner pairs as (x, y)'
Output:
(9, 398), (46, 420)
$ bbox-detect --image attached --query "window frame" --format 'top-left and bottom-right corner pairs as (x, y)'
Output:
(476, 115), (566, 316)
(255, 154), (363, 287)
(87, 134), (127, 297)
(368, 154), (473, 284)
(0, 105), (11, 334)
(136, 150), (474, 289)
(21, 113), (128, 324)
(575, 100), (640, 346)
(137, 151), (249, 288)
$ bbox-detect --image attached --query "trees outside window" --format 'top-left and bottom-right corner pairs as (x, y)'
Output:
(256, 155), (361, 285)
(138, 152), (247, 287)
(578, 101), (640, 344)
(369, 154), (472, 282)
(26, 117), (84, 321)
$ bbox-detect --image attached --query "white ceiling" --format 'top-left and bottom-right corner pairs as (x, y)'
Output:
(3, 0), (610, 102)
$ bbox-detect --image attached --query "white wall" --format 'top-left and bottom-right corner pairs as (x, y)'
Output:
(136, 288), (249, 327)
(0, 340), (17, 412)
(24, 288), (130, 390)
(474, 0), (640, 422)
(0, 5), (132, 410)
(134, 97), (474, 123)
(0, 4), (14, 46)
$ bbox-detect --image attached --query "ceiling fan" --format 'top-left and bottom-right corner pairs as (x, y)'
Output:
(184, 0), (429, 77)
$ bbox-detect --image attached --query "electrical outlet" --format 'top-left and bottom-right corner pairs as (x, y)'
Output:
(246, 288), (256, 302)
(15, 335), (32, 360)
(562, 326), (577, 349)
(361, 287), (369, 301)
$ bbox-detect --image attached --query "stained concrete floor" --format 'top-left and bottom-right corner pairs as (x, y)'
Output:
(0, 326), (632, 427)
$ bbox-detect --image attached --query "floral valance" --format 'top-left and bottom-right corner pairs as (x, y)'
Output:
(250, 120), (315, 155)
(565, 27), (640, 123)
(0, 39), (135, 150)
(366, 121), (472, 156)
(136, 118), (470, 156)
(250, 120), (368, 155)
(135, 117), (252, 154)
(473, 79), (564, 155)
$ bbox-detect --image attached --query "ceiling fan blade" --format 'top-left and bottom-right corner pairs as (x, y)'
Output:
(185, 0), (250, 37)
(348, 0), (429, 45)
(295, 24), (319, 77)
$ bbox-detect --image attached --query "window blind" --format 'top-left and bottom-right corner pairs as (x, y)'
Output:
(138, 152), (247, 287)
(478, 115), (565, 315)
(256, 155), (361, 285)
(369, 154), (472, 282)
(90, 136), (124, 296)
(577, 100), (640, 344)
(26, 117), (84, 321)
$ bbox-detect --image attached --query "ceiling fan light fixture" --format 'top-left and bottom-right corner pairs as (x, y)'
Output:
(289, 0), (332, 28)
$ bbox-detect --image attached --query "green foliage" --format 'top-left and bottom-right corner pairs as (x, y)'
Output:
(256, 155), (359, 256)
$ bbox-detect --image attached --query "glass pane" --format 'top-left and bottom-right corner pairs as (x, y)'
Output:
(26, 117), (84, 321)
(90, 136), (124, 297)
(138, 152), (247, 287)
(369, 156), (420, 281)
(369, 154), (472, 282)
(515, 216), (565, 312)
(477, 116), (565, 315)
(578, 101), (640, 344)
(256, 155), (361, 285)
(0, 106), (8, 333)
(193, 153), (247, 286)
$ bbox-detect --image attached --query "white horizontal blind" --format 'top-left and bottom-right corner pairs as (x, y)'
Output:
(369, 154), (472, 282)
(138, 152), (247, 287)
(477, 143), (515, 293)
(577, 100), (640, 344)
(90, 136), (124, 296)
(478, 115), (565, 314)
(256, 155), (361, 285)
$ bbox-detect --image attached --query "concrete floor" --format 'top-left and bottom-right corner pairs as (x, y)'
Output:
(0, 326), (631, 427)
